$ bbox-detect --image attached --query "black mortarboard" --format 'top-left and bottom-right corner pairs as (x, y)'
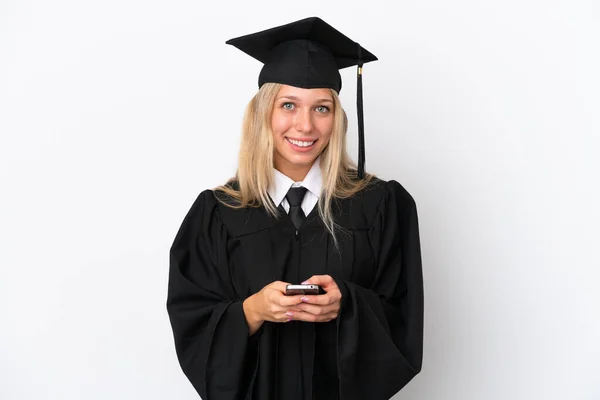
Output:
(226, 17), (378, 179)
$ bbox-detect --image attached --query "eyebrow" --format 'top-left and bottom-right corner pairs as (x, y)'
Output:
(277, 95), (334, 103)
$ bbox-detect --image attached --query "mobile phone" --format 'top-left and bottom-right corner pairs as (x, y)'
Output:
(285, 284), (321, 296)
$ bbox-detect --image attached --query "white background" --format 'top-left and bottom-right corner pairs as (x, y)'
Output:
(1, 0), (599, 399)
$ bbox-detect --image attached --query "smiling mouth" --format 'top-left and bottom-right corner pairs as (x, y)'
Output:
(286, 137), (317, 148)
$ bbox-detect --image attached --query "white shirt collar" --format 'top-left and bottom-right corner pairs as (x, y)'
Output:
(268, 157), (322, 207)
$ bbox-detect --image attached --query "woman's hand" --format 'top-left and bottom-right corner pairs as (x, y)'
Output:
(286, 275), (342, 323)
(243, 281), (304, 335)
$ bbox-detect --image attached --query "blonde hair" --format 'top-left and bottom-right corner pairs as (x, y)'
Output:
(215, 82), (375, 247)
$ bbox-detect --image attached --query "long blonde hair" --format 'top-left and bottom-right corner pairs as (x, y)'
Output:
(215, 82), (375, 246)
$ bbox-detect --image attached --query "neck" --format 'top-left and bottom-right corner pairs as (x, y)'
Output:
(275, 159), (314, 182)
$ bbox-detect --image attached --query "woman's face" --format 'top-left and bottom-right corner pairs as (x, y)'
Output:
(271, 85), (334, 176)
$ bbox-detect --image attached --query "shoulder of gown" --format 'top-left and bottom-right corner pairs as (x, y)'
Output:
(327, 177), (418, 230)
(191, 177), (418, 237)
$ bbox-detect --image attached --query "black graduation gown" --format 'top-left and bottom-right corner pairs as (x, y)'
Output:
(167, 178), (423, 400)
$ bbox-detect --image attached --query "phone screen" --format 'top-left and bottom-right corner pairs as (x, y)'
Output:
(285, 284), (320, 295)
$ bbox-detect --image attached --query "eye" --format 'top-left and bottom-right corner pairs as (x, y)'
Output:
(316, 105), (330, 113)
(282, 102), (295, 110)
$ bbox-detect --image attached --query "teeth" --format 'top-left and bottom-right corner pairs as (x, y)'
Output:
(287, 138), (315, 147)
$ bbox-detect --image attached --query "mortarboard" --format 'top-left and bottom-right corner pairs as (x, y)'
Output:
(226, 17), (378, 179)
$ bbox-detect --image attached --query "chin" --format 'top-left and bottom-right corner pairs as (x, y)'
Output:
(276, 150), (318, 168)
(287, 153), (319, 165)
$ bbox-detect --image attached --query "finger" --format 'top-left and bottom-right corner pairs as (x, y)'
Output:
(271, 308), (307, 323)
(285, 310), (318, 323)
(275, 311), (294, 323)
(295, 302), (339, 316)
(287, 310), (338, 323)
(299, 290), (341, 305)
(317, 312), (339, 322)
(276, 294), (304, 307)
(298, 294), (333, 306)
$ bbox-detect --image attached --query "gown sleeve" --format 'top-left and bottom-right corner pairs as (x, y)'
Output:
(336, 180), (424, 400)
(166, 190), (260, 400)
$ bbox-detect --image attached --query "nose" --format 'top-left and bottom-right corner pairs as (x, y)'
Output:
(294, 108), (314, 133)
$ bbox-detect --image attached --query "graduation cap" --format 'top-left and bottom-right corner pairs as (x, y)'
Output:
(226, 17), (378, 179)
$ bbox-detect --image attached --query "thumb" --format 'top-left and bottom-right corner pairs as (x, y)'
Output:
(302, 275), (332, 286)
(271, 281), (291, 293)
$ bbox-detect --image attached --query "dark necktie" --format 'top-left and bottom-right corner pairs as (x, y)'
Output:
(285, 186), (308, 230)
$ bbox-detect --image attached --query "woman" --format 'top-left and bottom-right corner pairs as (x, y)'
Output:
(167, 17), (423, 400)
